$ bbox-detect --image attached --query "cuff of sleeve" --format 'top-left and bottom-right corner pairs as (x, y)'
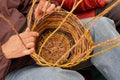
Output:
(0, 43), (10, 61)
(0, 43), (4, 58)
(0, 43), (11, 80)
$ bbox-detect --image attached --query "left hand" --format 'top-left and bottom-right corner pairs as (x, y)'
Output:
(1, 28), (39, 59)
(34, 0), (60, 20)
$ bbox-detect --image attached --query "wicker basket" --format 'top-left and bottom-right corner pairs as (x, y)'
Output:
(31, 10), (94, 68)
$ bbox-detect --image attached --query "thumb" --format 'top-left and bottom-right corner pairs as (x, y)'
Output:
(25, 27), (30, 32)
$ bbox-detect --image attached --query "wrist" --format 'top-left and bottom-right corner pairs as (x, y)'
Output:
(0, 43), (10, 60)
(1, 44), (10, 59)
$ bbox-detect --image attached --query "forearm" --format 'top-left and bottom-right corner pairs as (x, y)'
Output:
(0, 43), (11, 80)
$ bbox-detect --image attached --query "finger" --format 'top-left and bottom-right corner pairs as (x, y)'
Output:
(35, 0), (46, 19)
(37, 0), (46, 12)
(24, 37), (36, 43)
(26, 42), (35, 49)
(35, 5), (42, 19)
(25, 27), (30, 32)
(51, 6), (61, 13)
(23, 48), (35, 55)
(27, 32), (39, 38)
(20, 31), (39, 39)
(46, 4), (56, 13)
(46, 4), (61, 14)
(42, 1), (50, 12)
(38, 0), (46, 7)
(55, 6), (61, 11)
(34, 6), (39, 19)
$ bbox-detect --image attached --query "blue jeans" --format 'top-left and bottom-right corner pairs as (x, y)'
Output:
(5, 17), (120, 80)
(84, 17), (120, 80)
(5, 65), (84, 80)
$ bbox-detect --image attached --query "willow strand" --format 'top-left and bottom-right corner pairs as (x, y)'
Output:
(27, 0), (37, 29)
(1, 0), (119, 68)
(63, 36), (120, 68)
(29, 0), (55, 66)
(38, 0), (120, 66)
(81, 36), (120, 61)
(32, 0), (52, 30)
(54, 28), (90, 65)
(59, 0), (65, 11)
(54, 0), (120, 65)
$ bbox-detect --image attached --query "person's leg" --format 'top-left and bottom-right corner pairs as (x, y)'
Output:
(5, 65), (84, 80)
(81, 17), (120, 80)
(95, 0), (120, 33)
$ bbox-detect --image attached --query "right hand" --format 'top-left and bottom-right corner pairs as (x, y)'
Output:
(34, 0), (60, 20)
(1, 28), (39, 59)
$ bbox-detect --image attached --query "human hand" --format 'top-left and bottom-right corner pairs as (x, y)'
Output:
(34, 0), (60, 20)
(105, 0), (112, 4)
(1, 28), (39, 59)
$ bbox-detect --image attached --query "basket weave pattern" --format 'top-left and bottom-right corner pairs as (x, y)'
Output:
(31, 11), (94, 68)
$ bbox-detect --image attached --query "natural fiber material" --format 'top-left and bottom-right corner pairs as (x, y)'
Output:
(31, 10), (94, 68)
(1, 0), (120, 69)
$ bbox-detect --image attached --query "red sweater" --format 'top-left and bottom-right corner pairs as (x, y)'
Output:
(53, 0), (107, 19)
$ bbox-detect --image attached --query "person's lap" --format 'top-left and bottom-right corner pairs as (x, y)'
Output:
(5, 65), (84, 80)
(5, 17), (120, 80)
(82, 17), (120, 80)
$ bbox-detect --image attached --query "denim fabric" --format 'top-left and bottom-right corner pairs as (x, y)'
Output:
(82, 17), (120, 80)
(5, 65), (84, 80)
(5, 17), (120, 80)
